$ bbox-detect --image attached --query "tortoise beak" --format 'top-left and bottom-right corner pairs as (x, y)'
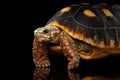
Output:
(34, 28), (40, 37)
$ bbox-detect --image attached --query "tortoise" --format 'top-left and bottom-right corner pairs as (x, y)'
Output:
(33, 3), (120, 70)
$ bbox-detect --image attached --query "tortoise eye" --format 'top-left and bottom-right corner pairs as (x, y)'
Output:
(43, 29), (49, 34)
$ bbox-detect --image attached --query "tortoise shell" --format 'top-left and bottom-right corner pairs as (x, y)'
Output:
(46, 3), (120, 48)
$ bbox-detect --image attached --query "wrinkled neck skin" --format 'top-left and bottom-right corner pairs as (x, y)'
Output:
(45, 26), (61, 44)
(45, 26), (62, 53)
(49, 31), (61, 44)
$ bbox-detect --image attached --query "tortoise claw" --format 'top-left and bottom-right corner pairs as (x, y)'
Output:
(36, 60), (50, 68)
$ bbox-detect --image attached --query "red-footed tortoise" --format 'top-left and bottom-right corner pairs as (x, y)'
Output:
(33, 3), (120, 70)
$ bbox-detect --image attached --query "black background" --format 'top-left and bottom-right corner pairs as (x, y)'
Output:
(8, 0), (120, 80)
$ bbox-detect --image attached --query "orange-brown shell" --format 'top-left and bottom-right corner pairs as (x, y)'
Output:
(46, 3), (120, 48)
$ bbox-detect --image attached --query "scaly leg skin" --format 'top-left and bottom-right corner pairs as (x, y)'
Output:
(59, 31), (80, 70)
(32, 39), (50, 67)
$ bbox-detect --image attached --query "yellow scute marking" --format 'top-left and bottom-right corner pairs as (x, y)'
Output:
(110, 40), (115, 47)
(102, 8), (113, 17)
(83, 9), (96, 17)
(99, 41), (105, 48)
(84, 37), (94, 44)
(60, 7), (71, 14)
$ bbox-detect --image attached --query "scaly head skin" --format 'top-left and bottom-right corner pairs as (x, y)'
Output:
(34, 26), (61, 43)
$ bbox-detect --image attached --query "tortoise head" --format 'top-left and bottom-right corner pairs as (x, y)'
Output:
(34, 26), (60, 43)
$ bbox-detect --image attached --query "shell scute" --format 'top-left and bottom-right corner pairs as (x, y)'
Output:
(46, 3), (120, 48)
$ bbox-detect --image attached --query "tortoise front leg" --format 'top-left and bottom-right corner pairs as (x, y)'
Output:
(59, 31), (80, 70)
(32, 39), (50, 67)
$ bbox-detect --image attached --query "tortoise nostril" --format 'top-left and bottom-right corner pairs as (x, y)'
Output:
(43, 29), (49, 34)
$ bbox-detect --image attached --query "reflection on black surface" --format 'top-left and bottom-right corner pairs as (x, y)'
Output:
(68, 71), (120, 80)
(33, 67), (120, 80)
(33, 56), (120, 80)
(68, 71), (80, 80)
(81, 76), (120, 80)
